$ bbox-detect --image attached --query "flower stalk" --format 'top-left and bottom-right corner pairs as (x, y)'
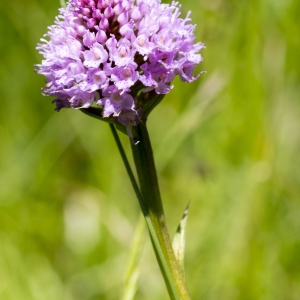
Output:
(110, 122), (190, 299)
(130, 122), (190, 300)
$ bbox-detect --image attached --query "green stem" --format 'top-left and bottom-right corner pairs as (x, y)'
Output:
(130, 122), (191, 300)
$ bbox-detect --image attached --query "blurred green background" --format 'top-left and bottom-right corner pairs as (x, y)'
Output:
(1, 0), (300, 299)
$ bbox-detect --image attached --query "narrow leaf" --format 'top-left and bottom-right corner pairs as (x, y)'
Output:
(172, 204), (189, 275)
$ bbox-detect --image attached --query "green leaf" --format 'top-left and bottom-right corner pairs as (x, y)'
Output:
(172, 204), (190, 275)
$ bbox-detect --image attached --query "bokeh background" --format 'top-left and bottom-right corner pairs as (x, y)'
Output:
(1, 0), (300, 299)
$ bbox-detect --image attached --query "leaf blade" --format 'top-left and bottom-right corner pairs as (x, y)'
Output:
(172, 204), (190, 275)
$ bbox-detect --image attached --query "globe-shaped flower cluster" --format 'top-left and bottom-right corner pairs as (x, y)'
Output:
(36, 0), (204, 128)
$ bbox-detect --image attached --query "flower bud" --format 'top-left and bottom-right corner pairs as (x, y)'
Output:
(130, 7), (141, 22)
(92, 9), (101, 19)
(117, 11), (128, 26)
(99, 16), (109, 30)
(96, 29), (107, 43)
(82, 7), (90, 16)
(113, 2), (123, 16)
(87, 18), (97, 28)
(104, 6), (114, 19)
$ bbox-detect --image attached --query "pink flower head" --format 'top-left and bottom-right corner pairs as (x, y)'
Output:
(36, 0), (204, 127)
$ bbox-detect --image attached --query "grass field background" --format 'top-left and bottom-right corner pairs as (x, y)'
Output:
(0, 0), (300, 299)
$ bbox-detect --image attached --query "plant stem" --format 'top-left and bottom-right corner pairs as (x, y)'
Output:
(130, 122), (191, 300)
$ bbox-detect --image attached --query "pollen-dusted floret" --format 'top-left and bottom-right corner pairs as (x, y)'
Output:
(36, 0), (204, 126)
